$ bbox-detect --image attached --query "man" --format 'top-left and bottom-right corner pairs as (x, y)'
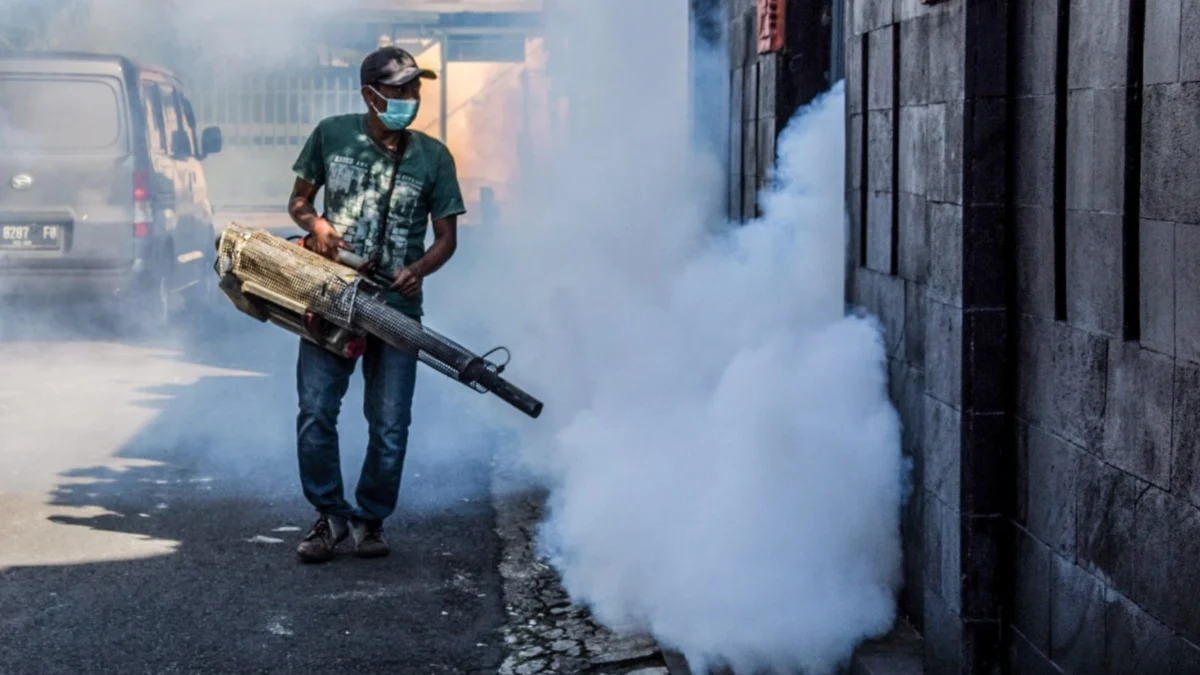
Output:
(286, 46), (465, 563)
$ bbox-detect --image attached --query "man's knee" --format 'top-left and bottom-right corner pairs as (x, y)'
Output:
(298, 397), (341, 428)
(298, 371), (346, 418)
(366, 390), (413, 437)
(297, 341), (353, 422)
(363, 344), (418, 424)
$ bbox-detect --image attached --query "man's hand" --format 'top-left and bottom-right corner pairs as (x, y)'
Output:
(390, 266), (423, 298)
(310, 219), (347, 260)
(387, 216), (456, 299)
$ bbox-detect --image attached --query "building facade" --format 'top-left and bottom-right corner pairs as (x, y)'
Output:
(843, 0), (1200, 673)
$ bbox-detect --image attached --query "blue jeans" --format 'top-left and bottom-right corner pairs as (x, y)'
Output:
(296, 336), (418, 523)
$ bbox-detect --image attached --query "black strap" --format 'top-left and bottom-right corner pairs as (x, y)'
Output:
(369, 131), (409, 271)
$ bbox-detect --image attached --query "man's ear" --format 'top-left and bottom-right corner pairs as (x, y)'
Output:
(361, 86), (381, 112)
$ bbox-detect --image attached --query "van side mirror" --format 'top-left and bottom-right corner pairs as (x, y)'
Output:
(171, 129), (192, 158)
(201, 126), (223, 157)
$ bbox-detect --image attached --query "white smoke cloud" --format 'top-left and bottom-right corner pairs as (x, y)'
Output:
(32, 0), (338, 71)
(435, 1), (907, 672)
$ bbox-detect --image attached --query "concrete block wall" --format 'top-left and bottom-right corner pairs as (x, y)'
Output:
(1009, 0), (1200, 672)
(847, 1), (1012, 673)
(727, 0), (765, 221)
(725, 0), (833, 223)
(843, 0), (1200, 673)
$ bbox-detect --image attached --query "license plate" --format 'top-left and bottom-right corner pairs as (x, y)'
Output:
(0, 224), (62, 250)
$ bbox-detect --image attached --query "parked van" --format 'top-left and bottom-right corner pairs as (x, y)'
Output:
(0, 51), (223, 322)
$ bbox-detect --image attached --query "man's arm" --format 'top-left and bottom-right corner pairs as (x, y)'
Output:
(391, 215), (457, 297)
(411, 215), (458, 277)
(288, 177), (344, 259)
(288, 177), (323, 233)
(288, 122), (345, 259)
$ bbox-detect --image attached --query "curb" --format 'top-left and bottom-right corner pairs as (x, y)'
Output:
(658, 618), (924, 675)
(661, 649), (692, 675)
(849, 619), (924, 675)
(660, 648), (735, 675)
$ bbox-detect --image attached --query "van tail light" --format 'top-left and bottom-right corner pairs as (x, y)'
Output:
(133, 171), (151, 237)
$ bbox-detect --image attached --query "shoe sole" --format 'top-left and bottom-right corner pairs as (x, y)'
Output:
(354, 548), (390, 559)
(296, 529), (350, 564)
(297, 540), (343, 564)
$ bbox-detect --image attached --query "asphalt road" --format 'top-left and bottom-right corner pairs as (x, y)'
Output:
(0, 299), (509, 675)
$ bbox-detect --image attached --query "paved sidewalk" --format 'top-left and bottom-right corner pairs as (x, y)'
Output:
(850, 619), (924, 675)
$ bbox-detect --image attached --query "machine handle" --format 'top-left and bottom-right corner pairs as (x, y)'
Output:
(336, 249), (368, 270)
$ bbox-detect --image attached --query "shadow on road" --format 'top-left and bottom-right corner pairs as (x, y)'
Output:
(0, 299), (511, 675)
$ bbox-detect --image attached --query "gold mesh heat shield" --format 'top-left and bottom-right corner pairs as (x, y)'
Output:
(215, 222), (361, 328)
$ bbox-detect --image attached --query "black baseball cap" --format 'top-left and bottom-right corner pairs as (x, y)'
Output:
(360, 46), (437, 88)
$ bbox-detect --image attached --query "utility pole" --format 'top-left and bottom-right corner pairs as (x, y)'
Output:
(517, 68), (532, 197)
(439, 33), (449, 143)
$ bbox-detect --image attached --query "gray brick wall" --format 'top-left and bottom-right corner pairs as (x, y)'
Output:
(843, 0), (1200, 673)
(726, 0), (833, 223)
(1010, 0), (1200, 671)
(846, 1), (983, 671)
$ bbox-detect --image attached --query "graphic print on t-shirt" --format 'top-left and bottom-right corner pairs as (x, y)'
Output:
(381, 180), (423, 268)
(322, 155), (431, 269)
(327, 157), (366, 196)
(325, 156), (377, 255)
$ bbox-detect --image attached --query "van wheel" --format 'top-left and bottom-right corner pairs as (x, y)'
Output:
(131, 257), (175, 335)
(154, 272), (172, 324)
(182, 251), (224, 321)
(198, 253), (220, 309)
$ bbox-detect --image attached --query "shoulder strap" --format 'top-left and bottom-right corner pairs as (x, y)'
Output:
(369, 131), (410, 271)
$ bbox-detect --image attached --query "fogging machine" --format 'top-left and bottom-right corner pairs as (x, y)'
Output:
(212, 223), (543, 419)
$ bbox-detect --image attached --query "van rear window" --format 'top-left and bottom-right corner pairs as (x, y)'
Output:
(0, 77), (123, 151)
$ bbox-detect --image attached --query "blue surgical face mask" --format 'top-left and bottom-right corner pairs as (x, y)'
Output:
(370, 86), (419, 130)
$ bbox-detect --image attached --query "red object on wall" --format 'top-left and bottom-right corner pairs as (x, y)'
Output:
(757, 0), (785, 54)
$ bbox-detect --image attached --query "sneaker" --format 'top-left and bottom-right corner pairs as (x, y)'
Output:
(350, 517), (390, 558)
(296, 514), (349, 563)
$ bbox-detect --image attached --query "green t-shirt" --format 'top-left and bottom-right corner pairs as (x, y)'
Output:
(292, 113), (466, 318)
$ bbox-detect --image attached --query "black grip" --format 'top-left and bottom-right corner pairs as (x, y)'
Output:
(477, 370), (544, 419)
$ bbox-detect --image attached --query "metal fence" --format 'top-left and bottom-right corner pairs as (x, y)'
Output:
(194, 69), (368, 147)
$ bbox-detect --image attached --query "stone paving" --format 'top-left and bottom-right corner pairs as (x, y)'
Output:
(491, 459), (670, 675)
